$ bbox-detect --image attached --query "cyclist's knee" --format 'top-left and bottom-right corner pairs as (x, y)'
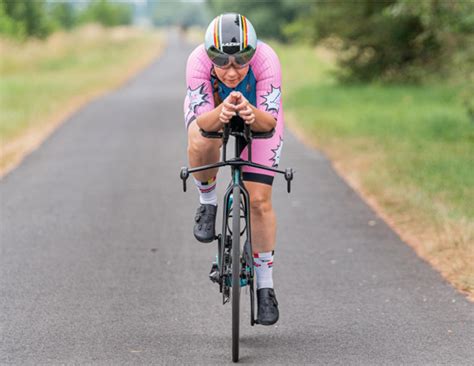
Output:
(250, 193), (272, 216)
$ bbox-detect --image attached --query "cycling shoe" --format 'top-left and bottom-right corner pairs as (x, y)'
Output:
(257, 288), (279, 325)
(193, 204), (217, 243)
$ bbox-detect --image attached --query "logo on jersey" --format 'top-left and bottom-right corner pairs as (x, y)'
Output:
(246, 82), (252, 93)
(261, 85), (281, 113)
(185, 83), (209, 123)
(270, 136), (283, 168)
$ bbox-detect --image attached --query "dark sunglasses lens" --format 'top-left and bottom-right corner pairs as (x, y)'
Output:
(214, 55), (230, 67)
(234, 46), (256, 66)
(207, 47), (230, 67)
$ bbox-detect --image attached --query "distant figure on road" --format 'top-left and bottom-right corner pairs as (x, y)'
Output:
(184, 13), (284, 325)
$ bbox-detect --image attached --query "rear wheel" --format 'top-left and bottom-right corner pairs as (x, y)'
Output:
(231, 185), (241, 362)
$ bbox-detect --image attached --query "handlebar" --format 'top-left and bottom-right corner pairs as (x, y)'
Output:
(200, 127), (275, 140)
(180, 165), (294, 193)
(180, 120), (293, 193)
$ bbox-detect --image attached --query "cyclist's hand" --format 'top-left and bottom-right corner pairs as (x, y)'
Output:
(234, 93), (256, 125)
(219, 94), (238, 124)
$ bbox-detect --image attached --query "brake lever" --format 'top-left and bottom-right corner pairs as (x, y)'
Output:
(285, 168), (294, 193)
(180, 167), (189, 192)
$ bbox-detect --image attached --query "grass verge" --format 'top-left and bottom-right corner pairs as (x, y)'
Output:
(0, 25), (165, 176)
(273, 43), (474, 299)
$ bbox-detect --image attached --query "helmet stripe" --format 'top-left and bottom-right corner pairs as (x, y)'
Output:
(241, 15), (248, 48)
(213, 16), (219, 49)
(218, 15), (223, 51)
(239, 15), (243, 51)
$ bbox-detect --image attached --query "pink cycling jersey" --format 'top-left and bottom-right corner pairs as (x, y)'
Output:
(184, 41), (284, 184)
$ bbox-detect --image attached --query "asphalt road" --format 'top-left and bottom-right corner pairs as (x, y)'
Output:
(1, 32), (473, 365)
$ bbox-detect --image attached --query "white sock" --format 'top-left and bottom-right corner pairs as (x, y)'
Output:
(193, 176), (217, 206)
(254, 251), (274, 289)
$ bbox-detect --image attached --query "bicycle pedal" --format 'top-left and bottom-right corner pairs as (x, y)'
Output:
(209, 271), (220, 284)
(209, 262), (220, 284)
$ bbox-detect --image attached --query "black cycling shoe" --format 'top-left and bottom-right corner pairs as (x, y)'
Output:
(193, 204), (217, 243)
(256, 288), (279, 325)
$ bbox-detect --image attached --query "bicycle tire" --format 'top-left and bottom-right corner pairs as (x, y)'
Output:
(231, 185), (241, 363)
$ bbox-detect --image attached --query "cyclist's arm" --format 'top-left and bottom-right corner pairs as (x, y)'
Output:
(249, 106), (277, 132)
(254, 43), (282, 131)
(184, 46), (215, 130)
(196, 105), (225, 132)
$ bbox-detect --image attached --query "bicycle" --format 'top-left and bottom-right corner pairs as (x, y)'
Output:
(180, 118), (294, 363)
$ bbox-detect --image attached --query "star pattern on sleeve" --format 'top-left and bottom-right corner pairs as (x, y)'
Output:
(185, 83), (209, 122)
(261, 85), (281, 114)
(270, 136), (283, 168)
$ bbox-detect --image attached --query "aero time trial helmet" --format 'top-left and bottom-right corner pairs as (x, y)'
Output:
(204, 13), (257, 68)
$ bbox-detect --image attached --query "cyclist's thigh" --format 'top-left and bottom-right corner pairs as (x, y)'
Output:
(187, 120), (222, 150)
(240, 115), (284, 183)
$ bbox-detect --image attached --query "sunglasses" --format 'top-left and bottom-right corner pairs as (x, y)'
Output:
(207, 45), (256, 69)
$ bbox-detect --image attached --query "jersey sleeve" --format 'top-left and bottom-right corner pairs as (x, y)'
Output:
(253, 43), (282, 120)
(183, 45), (215, 129)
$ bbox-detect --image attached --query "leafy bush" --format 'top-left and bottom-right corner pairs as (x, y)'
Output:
(50, 2), (76, 30)
(206, 0), (310, 42)
(291, 0), (474, 83)
(79, 0), (132, 27)
(0, 0), (54, 39)
(0, 3), (18, 37)
(0, 0), (133, 40)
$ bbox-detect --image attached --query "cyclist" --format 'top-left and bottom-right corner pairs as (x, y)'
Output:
(184, 13), (284, 326)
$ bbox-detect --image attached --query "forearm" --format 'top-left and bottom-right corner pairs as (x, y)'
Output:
(251, 106), (277, 132)
(196, 102), (277, 133)
(196, 105), (224, 132)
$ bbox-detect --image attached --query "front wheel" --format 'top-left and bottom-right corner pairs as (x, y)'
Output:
(231, 185), (241, 362)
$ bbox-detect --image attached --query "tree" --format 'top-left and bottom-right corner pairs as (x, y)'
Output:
(206, 0), (310, 41)
(80, 0), (133, 27)
(50, 1), (76, 30)
(0, 0), (53, 39)
(296, 0), (474, 82)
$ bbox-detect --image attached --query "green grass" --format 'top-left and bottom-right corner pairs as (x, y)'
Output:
(274, 43), (474, 220)
(293, 83), (473, 219)
(0, 25), (162, 142)
(273, 43), (474, 294)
